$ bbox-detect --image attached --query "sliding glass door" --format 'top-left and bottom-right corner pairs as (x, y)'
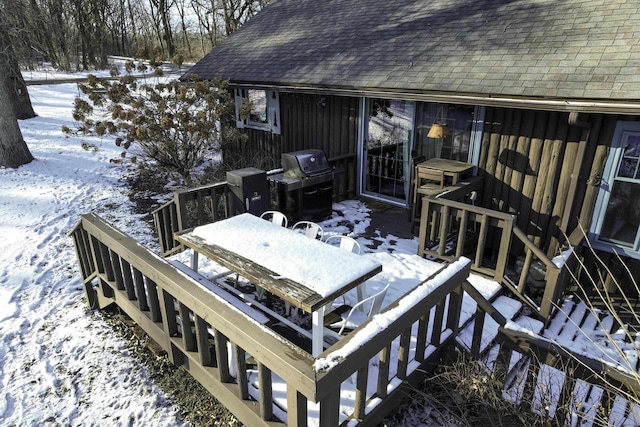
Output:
(362, 99), (415, 204)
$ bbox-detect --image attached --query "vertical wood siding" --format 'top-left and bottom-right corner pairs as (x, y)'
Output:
(223, 92), (360, 169)
(477, 108), (636, 258)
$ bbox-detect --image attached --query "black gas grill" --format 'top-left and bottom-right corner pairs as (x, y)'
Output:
(269, 149), (334, 221)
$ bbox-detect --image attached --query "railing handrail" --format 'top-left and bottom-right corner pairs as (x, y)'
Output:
(419, 197), (587, 322)
(172, 180), (228, 198)
(75, 212), (476, 425)
(423, 197), (516, 221)
(315, 260), (471, 398)
(499, 326), (640, 397)
(512, 225), (558, 271)
(80, 213), (318, 398)
(151, 198), (175, 217)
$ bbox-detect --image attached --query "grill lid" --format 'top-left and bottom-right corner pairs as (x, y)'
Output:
(282, 149), (331, 178)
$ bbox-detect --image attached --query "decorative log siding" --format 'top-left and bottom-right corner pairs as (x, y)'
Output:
(477, 108), (639, 259)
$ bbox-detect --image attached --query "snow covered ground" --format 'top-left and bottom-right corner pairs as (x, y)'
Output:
(0, 83), (188, 425)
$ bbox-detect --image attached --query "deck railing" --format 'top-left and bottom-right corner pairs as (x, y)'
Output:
(152, 155), (358, 258)
(461, 281), (640, 426)
(418, 197), (585, 321)
(153, 182), (231, 257)
(70, 212), (472, 426)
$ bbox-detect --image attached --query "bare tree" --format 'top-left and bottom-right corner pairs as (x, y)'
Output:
(148, 0), (175, 58)
(0, 1), (37, 119)
(217, 0), (268, 36)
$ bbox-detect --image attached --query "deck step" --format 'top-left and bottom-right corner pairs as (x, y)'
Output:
(456, 295), (522, 354)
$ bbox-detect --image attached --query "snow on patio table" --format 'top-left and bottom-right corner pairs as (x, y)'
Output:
(192, 213), (381, 297)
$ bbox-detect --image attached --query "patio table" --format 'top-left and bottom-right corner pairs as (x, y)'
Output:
(174, 213), (383, 356)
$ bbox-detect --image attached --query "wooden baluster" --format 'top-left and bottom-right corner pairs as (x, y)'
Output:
(517, 248), (534, 293)
(438, 205), (450, 257)
(475, 213), (489, 269)
(109, 250), (125, 291)
(132, 267), (148, 311)
(121, 259), (136, 300)
(495, 216), (514, 280)
(99, 242), (114, 280)
(90, 236), (105, 274)
(179, 302), (196, 351)
(415, 313), (430, 363)
(286, 389), (307, 427)
(471, 306), (485, 358)
(431, 299), (445, 345)
(162, 290), (179, 338)
(455, 210), (468, 258)
(234, 346), (249, 400)
(213, 329), (231, 382)
(194, 315), (213, 367)
(446, 285), (462, 334)
(258, 362), (273, 421)
(377, 343), (392, 398)
(146, 278), (162, 322)
(397, 329), (411, 380)
(353, 363), (369, 420)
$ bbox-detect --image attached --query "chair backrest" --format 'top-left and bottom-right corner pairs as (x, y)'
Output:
(260, 210), (288, 227)
(292, 221), (324, 240)
(418, 168), (445, 188)
(324, 235), (361, 254)
(339, 284), (390, 335)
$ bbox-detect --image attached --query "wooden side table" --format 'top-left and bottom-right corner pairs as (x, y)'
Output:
(411, 158), (475, 233)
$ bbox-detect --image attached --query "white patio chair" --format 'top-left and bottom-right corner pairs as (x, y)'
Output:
(260, 210), (288, 227)
(324, 283), (390, 336)
(324, 235), (361, 254)
(292, 220), (324, 240)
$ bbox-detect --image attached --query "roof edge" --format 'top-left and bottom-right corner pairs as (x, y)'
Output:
(229, 82), (640, 115)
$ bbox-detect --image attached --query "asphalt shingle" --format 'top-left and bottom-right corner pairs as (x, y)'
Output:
(184, 0), (640, 102)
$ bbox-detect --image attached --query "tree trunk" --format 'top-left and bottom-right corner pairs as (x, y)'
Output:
(0, 17), (34, 168)
(0, 18), (36, 120)
(0, 75), (33, 168)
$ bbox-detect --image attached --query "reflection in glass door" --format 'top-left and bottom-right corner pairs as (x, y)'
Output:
(363, 99), (415, 203)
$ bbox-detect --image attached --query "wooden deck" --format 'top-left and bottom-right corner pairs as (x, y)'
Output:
(70, 211), (472, 426)
(68, 180), (640, 426)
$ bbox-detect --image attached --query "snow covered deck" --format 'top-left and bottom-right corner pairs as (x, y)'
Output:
(72, 196), (640, 426)
(72, 206), (493, 426)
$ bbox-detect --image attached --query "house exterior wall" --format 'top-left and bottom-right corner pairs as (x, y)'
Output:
(224, 92), (640, 294)
(223, 92), (360, 170)
(476, 108), (640, 258)
(580, 247), (640, 309)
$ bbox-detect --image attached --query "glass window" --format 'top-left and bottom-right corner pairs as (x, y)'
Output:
(363, 99), (414, 202)
(414, 103), (475, 162)
(247, 89), (268, 125)
(233, 88), (280, 134)
(591, 123), (640, 257)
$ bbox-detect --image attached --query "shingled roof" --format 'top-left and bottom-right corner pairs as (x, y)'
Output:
(184, 0), (640, 107)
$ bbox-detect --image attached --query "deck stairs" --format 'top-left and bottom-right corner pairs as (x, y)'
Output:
(455, 288), (640, 426)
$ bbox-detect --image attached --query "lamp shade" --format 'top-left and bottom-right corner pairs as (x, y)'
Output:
(427, 123), (449, 138)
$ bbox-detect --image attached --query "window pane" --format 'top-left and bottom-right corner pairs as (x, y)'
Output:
(599, 180), (640, 246)
(414, 103), (473, 161)
(247, 90), (268, 124)
(365, 99), (413, 200)
(617, 133), (640, 178)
